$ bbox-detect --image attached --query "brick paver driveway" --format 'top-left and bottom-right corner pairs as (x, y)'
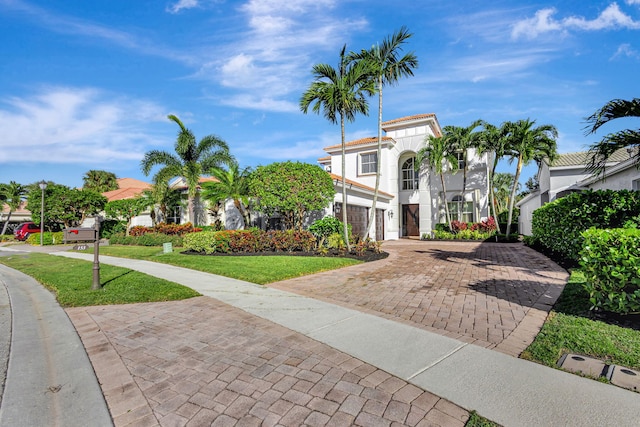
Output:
(270, 240), (568, 356)
(68, 297), (470, 427)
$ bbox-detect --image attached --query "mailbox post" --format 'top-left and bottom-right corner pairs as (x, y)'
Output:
(92, 216), (101, 290)
(63, 217), (101, 290)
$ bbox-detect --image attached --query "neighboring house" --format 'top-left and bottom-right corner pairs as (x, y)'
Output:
(99, 178), (153, 227)
(517, 149), (638, 235)
(319, 114), (490, 240)
(1, 201), (32, 231)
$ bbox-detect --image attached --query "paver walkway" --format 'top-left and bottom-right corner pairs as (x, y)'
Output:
(270, 240), (568, 356)
(67, 297), (470, 427)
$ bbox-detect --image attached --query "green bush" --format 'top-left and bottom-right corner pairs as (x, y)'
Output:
(309, 216), (351, 247)
(532, 190), (640, 262)
(100, 219), (126, 238)
(580, 228), (640, 315)
(26, 231), (64, 245)
(109, 232), (183, 247)
(183, 229), (317, 254)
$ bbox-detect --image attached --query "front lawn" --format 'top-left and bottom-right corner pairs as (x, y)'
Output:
(0, 253), (199, 307)
(522, 270), (640, 371)
(91, 245), (362, 284)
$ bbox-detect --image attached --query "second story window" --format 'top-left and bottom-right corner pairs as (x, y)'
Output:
(401, 157), (419, 190)
(456, 151), (466, 170)
(361, 153), (377, 174)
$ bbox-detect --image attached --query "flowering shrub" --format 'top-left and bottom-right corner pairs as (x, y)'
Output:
(471, 217), (497, 233)
(129, 222), (202, 237)
(183, 229), (317, 254)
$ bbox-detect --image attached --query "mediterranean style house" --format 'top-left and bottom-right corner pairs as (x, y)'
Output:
(517, 148), (639, 235)
(318, 114), (491, 240)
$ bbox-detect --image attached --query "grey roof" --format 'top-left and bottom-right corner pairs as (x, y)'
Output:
(551, 148), (630, 167)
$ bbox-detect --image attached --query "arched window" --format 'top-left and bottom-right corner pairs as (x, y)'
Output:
(401, 158), (418, 190)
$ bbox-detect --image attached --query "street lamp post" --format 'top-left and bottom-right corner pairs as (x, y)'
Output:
(38, 180), (47, 246)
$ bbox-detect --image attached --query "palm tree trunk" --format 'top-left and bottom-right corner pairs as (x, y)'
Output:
(506, 154), (523, 239)
(441, 173), (453, 231)
(340, 111), (350, 251)
(489, 155), (501, 234)
(188, 196), (195, 226)
(460, 153), (467, 221)
(1, 211), (12, 236)
(366, 78), (383, 240)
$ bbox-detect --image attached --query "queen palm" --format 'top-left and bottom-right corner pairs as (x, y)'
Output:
(503, 119), (558, 238)
(350, 27), (418, 239)
(201, 161), (253, 229)
(82, 170), (118, 193)
(1, 181), (26, 235)
(417, 135), (459, 231)
(442, 120), (482, 221)
(585, 98), (640, 175)
(300, 45), (375, 251)
(141, 115), (232, 226)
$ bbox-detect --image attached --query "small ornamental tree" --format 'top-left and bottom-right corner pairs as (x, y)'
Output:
(27, 183), (107, 229)
(249, 161), (335, 231)
(105, 197), (150, 236)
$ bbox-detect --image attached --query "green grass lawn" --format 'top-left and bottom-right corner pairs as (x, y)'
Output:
(90, 245), (362, 284)
(522, 270), (640, 371)
(0, 253), (199, 307)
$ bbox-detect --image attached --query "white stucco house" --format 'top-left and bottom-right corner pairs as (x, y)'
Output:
(318, 114), (491, 240)
(517, 148), (639, 235)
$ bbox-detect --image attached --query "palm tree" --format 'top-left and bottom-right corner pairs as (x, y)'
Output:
(82, 170), (118, 193)
(141, 115), (232, 226)
(492, 172), (518, 214)
(477, 121), (509, 232)
(350, 27), (418, 239)
(417, 135), (459, 231)
(503, 119), (558, 238)
(142, 179), (182, 225)
(442, 120), (483, 221)
(300, 45), (375, 251)
(201, 161), (253, 229)
(585, 98), (640, 176)
(1, 181), (26, 235)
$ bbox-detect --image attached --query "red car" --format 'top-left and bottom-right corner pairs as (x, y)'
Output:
(14, 222), (42, 241)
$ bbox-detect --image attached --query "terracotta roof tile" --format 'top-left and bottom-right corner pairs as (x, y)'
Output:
(381, 113), (436, 126)
(102, 178), (151, 201)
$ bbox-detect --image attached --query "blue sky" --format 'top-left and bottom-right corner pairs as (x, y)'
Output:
(1, 0), (639, 189)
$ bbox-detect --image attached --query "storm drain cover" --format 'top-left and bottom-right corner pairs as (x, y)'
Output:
(607, 366), (640, 392)
(558, 354), (607, 378)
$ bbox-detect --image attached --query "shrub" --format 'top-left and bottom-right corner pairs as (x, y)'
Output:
(183, 229), (317, 254)
(580, 228), (640, 314)
(450, 221), (468, 232)
(532, 190), (640, 262)
(26, 231), (64, 245)
(130, 222), (201, 237)
(434, 223), (450, 233)
(100, 219), (126, 238)
(327, 232), (346, 250)
(309, 216), (351, 247)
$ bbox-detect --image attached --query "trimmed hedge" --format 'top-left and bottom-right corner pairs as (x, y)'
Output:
(580, 228), (640, 314)
(531, 190), (640, 262)
(129, 222), (201, 236)
(183, 229), (317, 254)
(26, 231), (64, 246)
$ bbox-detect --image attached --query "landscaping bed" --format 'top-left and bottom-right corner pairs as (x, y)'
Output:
(181, 248), (389, 262)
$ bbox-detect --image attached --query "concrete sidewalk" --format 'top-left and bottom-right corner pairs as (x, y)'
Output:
(52, 251), (640, 426)
(0, 263), (112, 427)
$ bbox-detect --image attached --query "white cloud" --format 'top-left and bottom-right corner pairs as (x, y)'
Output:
(611, 43), (640, 59)
(166, 0), (199, 14)
(626, 0), (640, 5)
(0, 87), (167, 164)
(512, 3), (640, 39)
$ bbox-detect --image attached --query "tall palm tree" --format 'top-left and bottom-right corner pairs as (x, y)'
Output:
(350, 27), (418, 239)
(1, 181), (26, 235)
(82, 170), (118, 193)
(300, 45), (375, 250)
(503, 119), (558, 238)
(477, 121), (509, 233)
(442, 120), (483, 221)
(201, 161), (253, 229)
(141, 114), (232, 226)
(585, 98), (640, 176)
(417, 135), (459, 231)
